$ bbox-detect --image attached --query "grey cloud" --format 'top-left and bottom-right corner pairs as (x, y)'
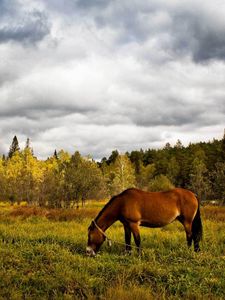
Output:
(0, 71), (17, 87)
(131, 108), (209, 128)
(0, 117), (44, 138)
(169, 10), (225, 63)
(45, 0), (112, 15)
(192, 29), (225, 62)
(118, 100), (205, 128)
(85, 1), (225, 63)
(0, 102), (97, 121)
(0, 0), (17, 15)
(76, 0), (111, 9)
(0, 10), (50, 45)
(42, 0), (225, 62)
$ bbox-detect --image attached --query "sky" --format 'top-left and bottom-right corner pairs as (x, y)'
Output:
(0, 0), (225, 160)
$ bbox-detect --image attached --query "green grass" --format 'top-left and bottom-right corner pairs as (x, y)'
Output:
(0, 206), (225, 299)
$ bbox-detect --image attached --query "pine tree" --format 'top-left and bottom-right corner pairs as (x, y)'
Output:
(107, 150), (119, 165)
(8, 136), (20, 159)
(175, 139), (183, 149)
(25, 138), (30, 149)
(54, 150), (58, 160)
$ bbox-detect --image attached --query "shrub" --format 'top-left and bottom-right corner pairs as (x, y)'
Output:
(148, 175), (174, 192)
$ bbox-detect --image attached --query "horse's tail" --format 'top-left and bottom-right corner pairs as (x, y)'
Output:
(192, 197), (203, 246)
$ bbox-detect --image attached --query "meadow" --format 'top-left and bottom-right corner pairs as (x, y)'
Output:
(0, 202), (224, 300)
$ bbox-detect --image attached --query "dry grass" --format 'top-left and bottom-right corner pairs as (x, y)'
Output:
(202, 205), (225, 222)
(8, 206), (99, 221)
(3, 203), (225, 223)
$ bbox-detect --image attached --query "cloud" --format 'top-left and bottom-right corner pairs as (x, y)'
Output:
(0, 12), (50, 45)
(0, 0), (225, 159)
(75, 0), (225, 63)
(0, 1), (50, 45)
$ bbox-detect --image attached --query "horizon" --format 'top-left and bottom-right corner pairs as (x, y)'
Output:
(1, 132), (224, 161)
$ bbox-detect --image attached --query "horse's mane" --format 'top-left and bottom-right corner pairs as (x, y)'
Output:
(95, 194), (118, 222)
(95, 188), (137, 222)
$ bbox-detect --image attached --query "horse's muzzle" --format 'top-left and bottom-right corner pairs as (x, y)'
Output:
(86, 246), (96, 257)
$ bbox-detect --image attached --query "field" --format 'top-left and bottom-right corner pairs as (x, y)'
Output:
(0, 203), (225, 300)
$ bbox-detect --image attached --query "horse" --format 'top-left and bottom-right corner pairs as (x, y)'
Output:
(86, 188), (203, 256)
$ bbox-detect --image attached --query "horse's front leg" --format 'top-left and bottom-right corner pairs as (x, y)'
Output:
(123, 224), (132, 253)
(129, 222), (141, 255)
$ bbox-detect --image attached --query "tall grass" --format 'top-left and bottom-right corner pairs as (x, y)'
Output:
(0, 204), (224, 299)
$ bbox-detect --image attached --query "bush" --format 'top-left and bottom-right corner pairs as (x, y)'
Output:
(148, 175), (174, 192)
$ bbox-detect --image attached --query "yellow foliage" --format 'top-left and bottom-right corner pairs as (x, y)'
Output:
(0, 201), (11, 207)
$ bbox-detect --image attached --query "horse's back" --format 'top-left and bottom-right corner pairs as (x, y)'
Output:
(117, 188), (198, 226)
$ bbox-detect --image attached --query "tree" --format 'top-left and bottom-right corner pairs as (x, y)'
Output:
(164, 142), (171, 150)
(211, 162), (225, 203)
(175, 139), (183, 149)
(53, 150), (58, 160)
(136, 163), (155, 190)
(20, 145), (41, 204)
(25, 138), (30, 149)
(39, 156), (62, 208)
(221, 129), (225, 161)
(107, 150), (119, 165)
(64, 152), (106, 208)
(8, 136), (20, 159)
(108, 154), (136, 196)
(129, 150), (144, 175)
(79, 158), (106, 205)
(166, 156), (180, 185)
(189, 158), (211, 201)
(5, 151), (24, 203)
(0, 157), (6, 200)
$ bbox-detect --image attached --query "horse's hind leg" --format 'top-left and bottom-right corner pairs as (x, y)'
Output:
(177, 216), (193, 248)
(123, 224), (132, 253)
(183, 220), (193, 248)
(193, 237), (200, 252)
(129, 222), (141, 255)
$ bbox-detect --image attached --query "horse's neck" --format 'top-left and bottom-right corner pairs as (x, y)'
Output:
(96, 202), (118, 232)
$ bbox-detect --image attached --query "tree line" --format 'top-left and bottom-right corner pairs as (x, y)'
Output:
(0, 133), (224, 207)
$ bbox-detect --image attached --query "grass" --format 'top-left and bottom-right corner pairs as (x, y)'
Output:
(0, 203), (225, 299)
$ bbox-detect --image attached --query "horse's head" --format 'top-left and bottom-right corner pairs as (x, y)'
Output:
(86, 221), (106, 256)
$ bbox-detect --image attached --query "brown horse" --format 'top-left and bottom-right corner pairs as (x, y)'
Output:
(86, 188), (203, 256)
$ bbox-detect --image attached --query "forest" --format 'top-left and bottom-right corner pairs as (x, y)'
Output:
(0, 132), (225, 208)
